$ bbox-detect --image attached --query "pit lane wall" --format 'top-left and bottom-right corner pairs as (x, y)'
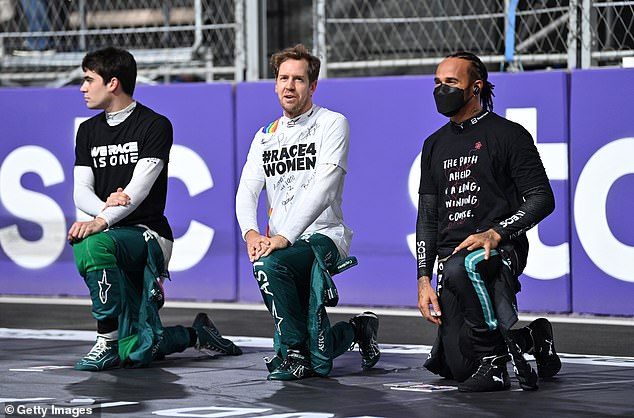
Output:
(0, 69), (632, 316)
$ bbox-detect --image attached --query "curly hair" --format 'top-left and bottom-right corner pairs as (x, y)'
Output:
(270, 44), (321, 84)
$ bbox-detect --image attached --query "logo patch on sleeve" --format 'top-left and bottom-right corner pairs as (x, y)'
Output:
(262, 119), (280, 133)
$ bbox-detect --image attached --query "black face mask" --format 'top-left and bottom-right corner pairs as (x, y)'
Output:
(433, 84), (468, 117)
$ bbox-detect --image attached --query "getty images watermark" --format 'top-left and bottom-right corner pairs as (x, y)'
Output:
(3, 402), (100, 418)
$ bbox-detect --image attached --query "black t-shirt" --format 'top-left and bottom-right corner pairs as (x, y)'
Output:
(75, 103), (174, 240)
(419, 111), (549, 256)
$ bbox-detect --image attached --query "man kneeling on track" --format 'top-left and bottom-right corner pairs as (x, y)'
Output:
(416, 51), (561, 391)
(69, 47), (241, 371)
(236, 44), (380, 380)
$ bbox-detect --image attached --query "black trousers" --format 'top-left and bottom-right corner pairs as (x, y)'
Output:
(424, 244), (526, 382)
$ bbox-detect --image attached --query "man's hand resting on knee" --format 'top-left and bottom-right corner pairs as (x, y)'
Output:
(68, 217), (108, 243)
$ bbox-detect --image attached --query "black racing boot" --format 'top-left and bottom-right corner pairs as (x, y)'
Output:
(458, 355), (511, 392)
(528, 318), (561, 378)
(192, 313), (242, 356)
(349, 311), (381, 369)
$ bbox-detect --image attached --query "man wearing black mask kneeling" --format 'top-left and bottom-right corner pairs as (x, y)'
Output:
(416, 51), (561, 392)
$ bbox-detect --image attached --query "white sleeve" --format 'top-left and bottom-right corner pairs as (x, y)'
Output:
(96, 157), (164, 226)
(240, 132), (266, 182)
(277, 163), (344, 244)
(235, 178), (265, 240)
(235, 134), (266, 239)
(73, 166), (105, 217)
(317, 114), (350, 172)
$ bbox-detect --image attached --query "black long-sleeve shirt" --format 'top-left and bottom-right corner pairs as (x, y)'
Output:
(416, 111), (555, 278)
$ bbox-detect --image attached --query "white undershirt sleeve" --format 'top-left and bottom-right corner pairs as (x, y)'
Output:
(96, 157), (164, 226)
(235, 178), (265, 240)
(73, 166), (105, 217)
(277, 163), (344, 244)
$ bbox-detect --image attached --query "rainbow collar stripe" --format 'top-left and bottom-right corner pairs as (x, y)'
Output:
(262, 119), (280, 133)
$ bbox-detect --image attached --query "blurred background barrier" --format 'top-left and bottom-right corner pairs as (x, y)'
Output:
(314, 0), (634, 76)
(0, 0), (244, 85)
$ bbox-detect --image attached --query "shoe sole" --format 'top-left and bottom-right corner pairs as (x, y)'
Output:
(195, 333), (243, 356)
(267, 372), (314, 381)
(74, 358), (120, 371)
(267, 363), (314, 380)
(458, 383), (511, 392)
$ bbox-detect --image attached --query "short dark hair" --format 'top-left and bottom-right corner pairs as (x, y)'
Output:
(270, 44), (321, 84)
(448, 51), (495, 111)
(82, 47), (137, 96)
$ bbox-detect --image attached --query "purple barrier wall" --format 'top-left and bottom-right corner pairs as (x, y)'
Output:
(0, 83), (237, 301)
(235, 82), (281, 302)
(139, 84), (236, 301)
(570, 68), (634, 315)
(1, 70), (633, 316)
(491, 72), (570, 312)
(235, 72), (570, 312)
(0, 87), (85, 295)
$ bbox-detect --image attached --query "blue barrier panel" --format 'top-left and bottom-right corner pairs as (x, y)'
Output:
(0, 83), (237, 301)
(570, 68), (634, 315)
(0, 87), (83, 295)
(140, 84), (236, 301)
(234, 81), (281, 302)
(2, 69), (633, 316)
(491, 71), (570, 313)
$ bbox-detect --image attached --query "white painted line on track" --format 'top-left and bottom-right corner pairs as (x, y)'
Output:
(3, 328), (634, 368)
(0, 398), (54, 403)
(9, 366), (73, 372)
(575, 379), (634, 387)
(0, 328), (432, 353)
(2, 295), (634, 326)
(93, 401), (140, 409)
(0, 328), (95, 341)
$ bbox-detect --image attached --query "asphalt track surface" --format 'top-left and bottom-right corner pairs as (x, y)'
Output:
(1, 297), (634, 418)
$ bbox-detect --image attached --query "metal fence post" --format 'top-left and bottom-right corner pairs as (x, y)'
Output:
(504, 0), (520, 68)
(235, 0), (245, 82)
(568, 0), (579, 69)
(245, 0), (261, 81)
(581, 0), (592, 68)
(194, 0), (202, 49)
(79, 0), (86, 51)
(312, 0), (327, 79)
